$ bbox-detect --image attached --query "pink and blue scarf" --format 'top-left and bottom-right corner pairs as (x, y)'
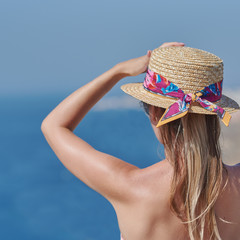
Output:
(143, 68), (231, 127)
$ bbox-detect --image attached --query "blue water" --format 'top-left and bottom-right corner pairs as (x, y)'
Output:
(0, 95), (163, 240)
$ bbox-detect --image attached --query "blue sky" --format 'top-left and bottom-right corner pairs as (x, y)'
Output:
(1, 0), (240, 97)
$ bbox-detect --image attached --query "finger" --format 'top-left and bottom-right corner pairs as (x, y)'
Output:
(174, 42), (185, 46)
(165, 42), (185, 45)
(163, 42), (185, 47)
(147, 50), (152, 57)
(161, 42), (185, 46)
(171, 42), (185, 44)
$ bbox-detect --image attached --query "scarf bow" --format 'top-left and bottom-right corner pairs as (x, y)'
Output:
(143, 69), (231, 127)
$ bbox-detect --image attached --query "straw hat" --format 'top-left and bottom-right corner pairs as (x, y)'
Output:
(121, 46), (239, 124)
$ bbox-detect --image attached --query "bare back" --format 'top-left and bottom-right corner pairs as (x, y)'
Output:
(112, 161), (240, 240)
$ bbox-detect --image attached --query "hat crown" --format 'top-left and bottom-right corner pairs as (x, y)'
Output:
(148, 46), (223, 94)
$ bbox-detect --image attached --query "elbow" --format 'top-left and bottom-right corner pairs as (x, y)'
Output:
(41, 117), (52, 136)
(41, 119), (56, 143)
(41, 119), (48, 135)
(41, 118), (65, 137)
(41, 119), (55, 147)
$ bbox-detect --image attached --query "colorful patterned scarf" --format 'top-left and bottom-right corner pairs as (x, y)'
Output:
(143, 68), (231, 127)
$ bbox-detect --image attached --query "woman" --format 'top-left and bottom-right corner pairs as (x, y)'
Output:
(41, 42), (240, 240)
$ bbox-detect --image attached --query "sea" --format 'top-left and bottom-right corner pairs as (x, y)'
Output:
(0, 94), (163, 240)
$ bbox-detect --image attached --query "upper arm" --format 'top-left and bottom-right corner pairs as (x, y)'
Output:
(41, 124), (139, 202)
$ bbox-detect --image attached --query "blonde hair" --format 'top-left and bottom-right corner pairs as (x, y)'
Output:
(142, 102), (229, 240)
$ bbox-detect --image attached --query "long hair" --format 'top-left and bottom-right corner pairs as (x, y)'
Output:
(142, 102), (229, 240)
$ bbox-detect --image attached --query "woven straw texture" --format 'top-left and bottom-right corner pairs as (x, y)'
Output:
(149, 46), (223, 93)
(121, 46), (240, 115)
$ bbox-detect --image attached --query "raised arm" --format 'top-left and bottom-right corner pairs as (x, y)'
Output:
(41, 42), (185, 203)
(41, 51), (152, 202)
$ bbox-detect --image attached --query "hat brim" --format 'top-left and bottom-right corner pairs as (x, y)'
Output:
(121, 83), (240, 115)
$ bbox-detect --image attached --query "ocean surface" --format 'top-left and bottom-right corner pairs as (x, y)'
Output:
(0, 95), (163, 240)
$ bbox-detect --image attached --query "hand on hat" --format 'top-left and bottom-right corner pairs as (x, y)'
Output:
(116, 42), (185, 77)
(116, 52), (151, 77)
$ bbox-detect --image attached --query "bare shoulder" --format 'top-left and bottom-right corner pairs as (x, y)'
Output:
(223, 163), (240, 194)
(224, 162), (240, 178)
(233, 162), (240, 168)
(128, 160), (173, 200)
(137, 160), (172, 183)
